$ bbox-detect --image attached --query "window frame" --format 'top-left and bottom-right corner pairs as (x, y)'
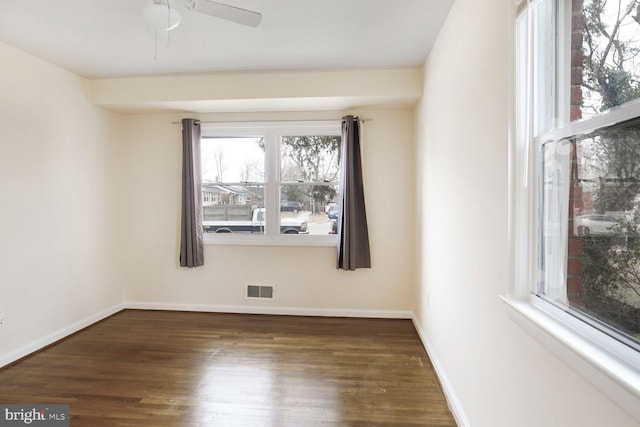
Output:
(506, 0), (640, 421)
(199, 120), (341, 247)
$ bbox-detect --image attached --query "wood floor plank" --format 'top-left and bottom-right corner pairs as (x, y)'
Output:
(0, 310), (457, 426)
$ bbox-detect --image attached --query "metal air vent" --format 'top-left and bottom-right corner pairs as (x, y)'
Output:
(246, 284), (275, 300)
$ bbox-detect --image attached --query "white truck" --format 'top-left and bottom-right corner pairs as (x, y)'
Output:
(203, 205), (308, 234)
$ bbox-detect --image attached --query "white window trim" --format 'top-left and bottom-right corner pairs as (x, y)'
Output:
(505, 1), (640, 421)
(200, 120), (341, 247)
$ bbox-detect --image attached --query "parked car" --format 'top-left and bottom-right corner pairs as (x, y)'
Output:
(325, 202), (337, 214)
(280, 201), (303, 213)
(574, 214), (620, 236)
(327, 206), (339, 219)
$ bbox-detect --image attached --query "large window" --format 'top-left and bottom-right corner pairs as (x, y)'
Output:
(514, 0), (640, 413)
(200, 121), (341, 245)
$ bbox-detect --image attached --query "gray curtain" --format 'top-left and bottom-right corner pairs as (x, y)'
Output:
(180, 118), (204, 267)
(337, 115), (371, 270)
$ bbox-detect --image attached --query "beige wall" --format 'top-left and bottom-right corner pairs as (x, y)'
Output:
(120, 109), (416, 315)
(0, 42), (125, 364)
(0, 40), (417, 365)
(414, 0), (638, 426)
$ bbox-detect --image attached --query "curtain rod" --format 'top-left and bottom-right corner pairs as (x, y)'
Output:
(172, 118), (371, 125)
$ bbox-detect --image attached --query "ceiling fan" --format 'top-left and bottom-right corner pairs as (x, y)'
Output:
(143, 0), (262, 31)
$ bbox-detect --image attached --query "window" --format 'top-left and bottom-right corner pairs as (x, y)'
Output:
(199, 121), (341, 245)
(512, 0), (640, 418)
(527, 0), (640, 350)
(541, 123), (640, 350)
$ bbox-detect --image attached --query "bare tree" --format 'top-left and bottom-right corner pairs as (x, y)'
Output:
(582, 0), (640, 112)
(213, 149), (226, 182)
(241, 159), (261, 182)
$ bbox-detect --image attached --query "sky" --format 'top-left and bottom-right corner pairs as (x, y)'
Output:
(201, 137), (264, 183)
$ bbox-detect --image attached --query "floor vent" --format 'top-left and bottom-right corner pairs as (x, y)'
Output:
(246, 284), (275, 300)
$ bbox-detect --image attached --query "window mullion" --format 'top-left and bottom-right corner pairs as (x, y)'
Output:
(265, 131), (279, 237)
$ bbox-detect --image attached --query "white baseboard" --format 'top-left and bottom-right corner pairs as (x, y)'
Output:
(0, 302), (125, 369)
(125, 300), (413, 319)
(412, 315), (470, 427)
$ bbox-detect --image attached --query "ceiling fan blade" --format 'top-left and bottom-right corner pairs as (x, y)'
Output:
(193, 0), (262, 27)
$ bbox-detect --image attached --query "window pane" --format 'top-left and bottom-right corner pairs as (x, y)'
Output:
(281, 135), (341, 182)
(201, 137), (266, 235)
(541, 120), (640, 347)
(280, 135), (340, 236)
(280, 184), (339, 235)
(572, 0), (640, 121)
(202, 137), (265, 182)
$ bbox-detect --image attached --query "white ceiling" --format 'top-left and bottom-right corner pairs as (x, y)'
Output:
(0, 0), (453, 79)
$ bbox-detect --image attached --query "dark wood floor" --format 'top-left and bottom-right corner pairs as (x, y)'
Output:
(0, 310), (456, 427)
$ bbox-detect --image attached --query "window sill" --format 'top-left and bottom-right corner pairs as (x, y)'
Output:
(500, 295), (640, 422)
(203, 235), (337, 247)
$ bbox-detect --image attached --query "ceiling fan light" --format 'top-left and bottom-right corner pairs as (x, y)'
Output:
(143, 3), (182, 31)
